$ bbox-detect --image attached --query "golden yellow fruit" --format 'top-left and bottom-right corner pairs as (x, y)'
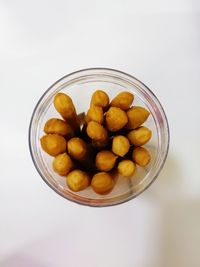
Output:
(112, 135), (130, 157)
(132, 147), (151, 167)
(127, 126), (152, 146)
(91, 90), (109, 109)
(54, 93), (77, 119)
(53, 153), (73, 176)
(44, 118), (74, 138)
(110, 91), (134, 110)
(86, 121), (108, 142)
(126, 106), (150, 129)
(40, 134), (67, 156)
(67, 138), (88, 160)
(96, 150), (117, 171)
(86, 105), (104, 124)
(91, 172), (114, 195)
(117, 160), (136, 177)
(105, 107), (128, 132)
(67, 170), (90, 192)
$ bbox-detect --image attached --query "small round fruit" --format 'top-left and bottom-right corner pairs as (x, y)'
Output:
(91, 90), (109, 109)
(111, 92), (134, 110)
(127, 126), (152, 146)
(86, 121), (108, 142)
(117, 160), (136, 177)
(40, 134), (67, 156)
(53, 153), (73, 176)
(95, 150), (117, 171)
(105, 107), (128, 132)
(112, 135), (130, 157)
(67, 170), (90, 192)
(126, 106), (150, 129)
(67, 138), (87, 160)
(91, 172), (114, 195)
(86, 105), (104, 124)
(54, 93), (77, 119)
(132, 147), (151, 167)
(44, 118), (74, 138)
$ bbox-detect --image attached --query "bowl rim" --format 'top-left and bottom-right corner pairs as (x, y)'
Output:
(28, 67), (170, 207)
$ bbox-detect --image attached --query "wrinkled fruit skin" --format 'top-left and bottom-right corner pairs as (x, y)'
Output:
(132, 147), (151, 167)
(105, 107), (128, 132)
(67, 137), (88, 160)
(54, 93), (77, 119)
(53, 153), (73, 176)
(96, 150), (117, 171)
(86, 105), (104, 124)
(86, 121), (108, 142)
(127, 126), (152, 146)
(111, 92), (134, 110)
(126, 106), (150, 129)
(112, 135), (130, 157)
(40, 134), (67, 156)
(91, 172), (114, 195)
(91, 90), (110, 109)
(67, 170), (90, 192)
(117, 160), (136, 177)
(44, 118), (74, 138)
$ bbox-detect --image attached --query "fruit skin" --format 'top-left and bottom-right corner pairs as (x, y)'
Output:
(67, 137), (88, 160)
(117, 160), (136, 177)
(86, 105), (104, 124)
(44, 118), (74, 138)
(53, 153), (73, 176)
(67, 170), (90, 192)
(111, 92), (134, 110)
(91, 90), (109, 109)
(127, 126), (152, 146)
(53, 93), (79, 132)
(112, 135), (130, 157)
(54, 93), (76, 119)
(105, 107), (128, 132)
(91, 172), (114, 195)
(40, 134), (67, 156)
(126, 106), (150, 129)
(132, 147), (151, 167)
(86, 121), (108, 142)
(95, 150), (117, 172)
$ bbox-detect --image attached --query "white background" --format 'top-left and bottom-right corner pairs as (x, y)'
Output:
(0, 0), (200, 266)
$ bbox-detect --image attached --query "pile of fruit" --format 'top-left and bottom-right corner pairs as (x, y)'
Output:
(40, 90), (152, 195)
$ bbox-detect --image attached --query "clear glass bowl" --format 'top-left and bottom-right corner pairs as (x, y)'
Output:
(29, 68), (169, 207)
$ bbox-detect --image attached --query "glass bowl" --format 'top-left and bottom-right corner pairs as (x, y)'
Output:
(29, 68), (169, 207)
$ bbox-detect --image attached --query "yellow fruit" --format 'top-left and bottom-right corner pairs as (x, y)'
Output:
(132, 147), (151, 167)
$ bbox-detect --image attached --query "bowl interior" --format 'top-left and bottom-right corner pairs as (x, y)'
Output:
(30, 69), (169, 206)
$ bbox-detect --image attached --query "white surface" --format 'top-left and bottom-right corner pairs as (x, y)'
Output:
(0, 0), (200, 266)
